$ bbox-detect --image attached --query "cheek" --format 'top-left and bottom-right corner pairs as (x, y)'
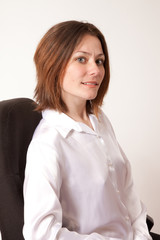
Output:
(65, 66), (77, 80)
(62, 69), (75, 87)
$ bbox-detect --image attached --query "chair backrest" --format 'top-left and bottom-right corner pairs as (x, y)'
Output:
(0, 98), (42, 240)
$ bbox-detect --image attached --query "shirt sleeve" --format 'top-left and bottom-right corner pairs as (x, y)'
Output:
(23, 140), (122, 240)
(119, 146), (152, 240)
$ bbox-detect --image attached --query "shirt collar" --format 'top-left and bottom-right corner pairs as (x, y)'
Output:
(42, 109), (100, 138)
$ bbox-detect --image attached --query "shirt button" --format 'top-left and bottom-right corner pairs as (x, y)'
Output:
(116, 189), (120, 194)
(108, 161), (113, 167)
(96, 135), (105, 144)
(125, 216), (130, 222)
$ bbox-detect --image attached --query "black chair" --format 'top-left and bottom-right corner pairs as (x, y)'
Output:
(0, 98), (155, 240)
(0, 98), (42, 240)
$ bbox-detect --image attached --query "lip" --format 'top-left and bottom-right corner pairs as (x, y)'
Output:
(81, 81), (99, 86)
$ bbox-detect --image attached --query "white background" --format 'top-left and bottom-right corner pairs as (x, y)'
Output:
(0, 0), (159, 234)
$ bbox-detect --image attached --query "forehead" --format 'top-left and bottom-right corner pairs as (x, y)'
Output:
(73, 34), (103, 53)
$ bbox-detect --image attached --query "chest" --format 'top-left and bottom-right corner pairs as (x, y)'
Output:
(59, 131), (126, 191)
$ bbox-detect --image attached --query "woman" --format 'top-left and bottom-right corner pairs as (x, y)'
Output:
(23, 20), (152, 240)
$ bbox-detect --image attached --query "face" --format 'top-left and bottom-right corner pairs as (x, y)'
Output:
(61, 34), (105, 107)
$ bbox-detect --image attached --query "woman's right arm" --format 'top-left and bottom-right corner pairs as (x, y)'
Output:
(23, 140), (121, 240)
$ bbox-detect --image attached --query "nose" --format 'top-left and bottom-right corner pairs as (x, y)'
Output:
(88, 61), (101, 76)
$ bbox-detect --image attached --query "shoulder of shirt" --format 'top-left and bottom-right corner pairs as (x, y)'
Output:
(31, 113), (62, 147)
(31, 108), (82, 143)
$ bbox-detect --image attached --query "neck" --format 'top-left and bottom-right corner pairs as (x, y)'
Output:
(66, 101), (88, 121)
(63, 99), (93, 130)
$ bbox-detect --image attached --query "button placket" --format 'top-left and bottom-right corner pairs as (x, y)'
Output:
(107, 156), (114, 171)
(96, 134), (105, 145)
(106, 155), (121, 195)
(97, 135), (121, 197)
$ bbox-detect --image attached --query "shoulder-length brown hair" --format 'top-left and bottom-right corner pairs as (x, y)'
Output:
(34, 20), (110, 116)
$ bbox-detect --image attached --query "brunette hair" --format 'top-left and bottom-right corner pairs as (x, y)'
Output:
(34, 20), (110, 116)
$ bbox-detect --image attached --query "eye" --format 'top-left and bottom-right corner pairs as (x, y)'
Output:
(77, 57), (86, 63)
(96, 58), (104, 66)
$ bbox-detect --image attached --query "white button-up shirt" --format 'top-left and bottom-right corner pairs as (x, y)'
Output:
(23, 109), (151, 240)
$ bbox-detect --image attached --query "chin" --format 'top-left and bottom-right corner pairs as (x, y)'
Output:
(82, 91), (98, 101)
(87, 94), (98, 100)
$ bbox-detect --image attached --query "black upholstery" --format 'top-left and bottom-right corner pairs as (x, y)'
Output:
(0, 98), (42, 240)
(147, 215), (154, 232)
(0, 98), (156, 239)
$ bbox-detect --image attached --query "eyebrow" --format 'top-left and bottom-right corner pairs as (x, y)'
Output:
(74, 51), (105, 58)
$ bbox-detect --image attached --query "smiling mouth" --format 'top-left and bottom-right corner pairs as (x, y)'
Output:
(82, 82), (98, 86)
